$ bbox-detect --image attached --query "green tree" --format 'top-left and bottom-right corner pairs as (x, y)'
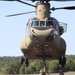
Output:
(65, 58), (75, 71)
(20, 64), (26, 74)
(2, 66), (12, 74)
(49, 60), (59, 73)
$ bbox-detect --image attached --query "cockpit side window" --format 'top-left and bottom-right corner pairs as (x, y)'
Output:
(47, 17), (59, 31)
(26, 19), (30, 26)
(27, 17), (39, 27)
(53, 19), (59, 31)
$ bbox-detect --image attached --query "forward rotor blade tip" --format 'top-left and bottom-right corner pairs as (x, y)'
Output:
(0, 0), (17, 1)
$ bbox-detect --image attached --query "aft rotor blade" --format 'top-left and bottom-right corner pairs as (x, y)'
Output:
(28, 0), (75, 2)
(6, 11), (35, 17)
(50, 0), (75, 1)
(50, 6), (75, 11)
(1, 0), (75, 2)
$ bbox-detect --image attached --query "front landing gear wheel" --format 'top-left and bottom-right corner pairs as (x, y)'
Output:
(59, 69), (64, 75)
(21, 56), (25, 65)
(59, 72), (64, 75)
(21, 56), (29, 67)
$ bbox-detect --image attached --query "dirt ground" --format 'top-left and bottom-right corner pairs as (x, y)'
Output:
(50, 73), (75, 75)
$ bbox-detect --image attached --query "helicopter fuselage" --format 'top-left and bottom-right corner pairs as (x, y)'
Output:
(20, 17), (66, 60)
(20, 2), (66, 60)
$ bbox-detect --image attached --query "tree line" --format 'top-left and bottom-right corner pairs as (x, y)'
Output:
(0, 55), (75, 74)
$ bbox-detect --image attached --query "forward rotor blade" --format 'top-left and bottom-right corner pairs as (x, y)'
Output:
(6, 11), (35, 17)
(50, 6), (75, 11)
(0, 0), (36, 7)
(0, 0), (17, 1)
(17, 0), (36, 7)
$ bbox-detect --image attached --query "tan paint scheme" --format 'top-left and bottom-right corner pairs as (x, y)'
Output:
(36, 3), (50, 20)
(20, 3), (66, 60)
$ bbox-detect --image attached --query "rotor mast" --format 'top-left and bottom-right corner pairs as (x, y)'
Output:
(36, 2), (50, 20)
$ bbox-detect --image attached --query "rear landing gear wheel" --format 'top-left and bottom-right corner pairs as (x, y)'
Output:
(59, 56), (66, 67)
(21, 56), (29, 67)
(59, 56), (66, 75)
(25, 57), (29, 67)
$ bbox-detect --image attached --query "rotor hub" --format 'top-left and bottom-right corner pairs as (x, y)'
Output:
(32, 0), (50, 3)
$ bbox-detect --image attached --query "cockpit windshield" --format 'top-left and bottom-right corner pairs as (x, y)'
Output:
(27, 17), (59, 31)
(30, 20), (54, 27)
(31, 21), (39, 26)
(40, 21), (45, 26)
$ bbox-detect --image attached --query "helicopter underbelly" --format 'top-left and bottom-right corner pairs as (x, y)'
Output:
(20, 34), (66, 60)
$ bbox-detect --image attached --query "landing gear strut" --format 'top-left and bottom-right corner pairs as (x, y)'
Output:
(21, 56), (29, 67)
(59, 56), (66, 75)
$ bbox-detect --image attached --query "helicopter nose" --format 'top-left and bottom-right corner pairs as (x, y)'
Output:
(46, 29), (58, 42)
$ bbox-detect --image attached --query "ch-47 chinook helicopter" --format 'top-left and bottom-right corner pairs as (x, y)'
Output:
(1, 0), (75, 74)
